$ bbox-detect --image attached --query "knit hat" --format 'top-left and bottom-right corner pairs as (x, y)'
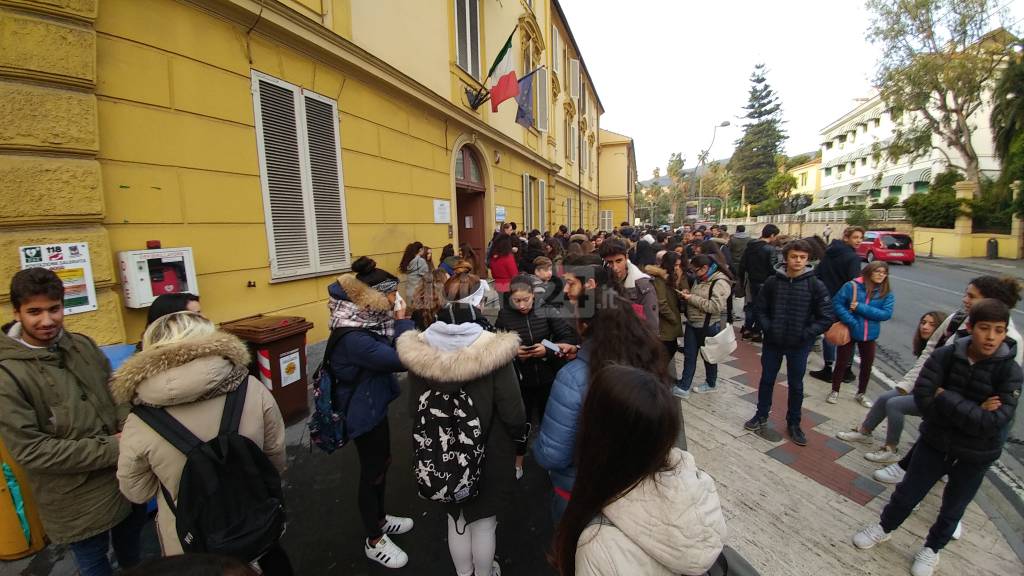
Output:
(352, 256), (399, 294)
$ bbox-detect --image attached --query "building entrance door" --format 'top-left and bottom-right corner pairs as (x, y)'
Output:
(454, 146), (486, 276)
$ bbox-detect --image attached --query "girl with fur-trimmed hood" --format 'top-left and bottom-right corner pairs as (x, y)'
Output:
(396, 268), (528, 576)
(112, 312), (290, 570)
(325, 256), (417, 569)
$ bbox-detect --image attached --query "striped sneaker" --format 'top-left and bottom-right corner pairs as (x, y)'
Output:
(365, 534), (408, 569)
(381, 515), (414, 535)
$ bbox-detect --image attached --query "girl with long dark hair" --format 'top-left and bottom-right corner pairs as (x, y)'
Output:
(534, 272), (668, 522)
(645, 252), (684, 366)
(828, 261), (894, 407)
(399, 242), (428, 304)
(489, 234), (519, 293)
(551, 365), (726, 575)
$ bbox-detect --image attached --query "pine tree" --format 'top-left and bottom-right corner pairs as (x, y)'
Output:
(727, 64), (787, 206)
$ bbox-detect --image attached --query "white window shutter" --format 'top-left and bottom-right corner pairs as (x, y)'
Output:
(551, 28), (560, 74)
(569, 58), (580, 100)
(566, 197), (573, 230)
(537, 68), (548, 132)
(581, 140), (587, 172)
(303, 92), (350, 272)
(538, 180), (547, 232)
(522, 173), (532, 230)
(570, 124), (578, 164)
(252, 74), (316, 278)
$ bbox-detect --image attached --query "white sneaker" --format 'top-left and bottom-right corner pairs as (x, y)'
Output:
(873, 463), (906, 484)
(365, 534), (408, 569)
(941, 474), (948, 483)
(381, 514), (414, 535)
(491, 560), (502, 576)
(865, 446), (901, 463)
(852, 523), (891, 549)
(837, 429), (874, 444)
(827, 391), (839, 404)
(952, 520), (963, 540)
(855, 393), (873, 408)
(911, 547), (940, 576)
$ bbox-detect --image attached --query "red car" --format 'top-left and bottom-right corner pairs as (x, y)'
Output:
(857, 231), (915, 265)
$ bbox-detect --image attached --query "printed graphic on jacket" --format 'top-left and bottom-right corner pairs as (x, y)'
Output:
(413, 389), (486, 503)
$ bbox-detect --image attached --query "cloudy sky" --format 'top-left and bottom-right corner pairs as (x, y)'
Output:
(560, 0), (1024, 180)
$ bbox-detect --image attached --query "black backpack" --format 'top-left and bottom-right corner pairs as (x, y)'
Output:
(133, 383), (285, 562)
(413, 387), (486, 504)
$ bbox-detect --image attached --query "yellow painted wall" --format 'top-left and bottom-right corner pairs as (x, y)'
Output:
(789, 159), (822, 199)
(350, 0), (449, 97)
(910, 228), (1020, 259)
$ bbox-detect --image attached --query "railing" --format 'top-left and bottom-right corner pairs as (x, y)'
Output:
(722, 209), (909, 225)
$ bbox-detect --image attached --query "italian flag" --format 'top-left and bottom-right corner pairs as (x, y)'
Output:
(488, 34), (519, 113)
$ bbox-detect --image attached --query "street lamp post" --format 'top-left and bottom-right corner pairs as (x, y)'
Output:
(687, 121), (729, 222)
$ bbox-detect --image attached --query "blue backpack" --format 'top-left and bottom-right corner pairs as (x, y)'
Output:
(308, 328), (365, 454)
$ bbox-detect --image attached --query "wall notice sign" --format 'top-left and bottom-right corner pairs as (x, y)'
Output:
(495, 206), (507, 222)
(19, 243), (98, 315)
(433, 199), (451, 224)
(280, 349), (301, 387)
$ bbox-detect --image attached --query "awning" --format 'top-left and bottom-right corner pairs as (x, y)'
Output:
(891, 174), (904, 186)
(880, 174), (898, 187)
(903, 167), (932, 183)
(857, 180), (874, 192)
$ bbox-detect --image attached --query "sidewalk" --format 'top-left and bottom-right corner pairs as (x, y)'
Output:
(681, 331), (1022, 575)
(924, 256), (1024, 278)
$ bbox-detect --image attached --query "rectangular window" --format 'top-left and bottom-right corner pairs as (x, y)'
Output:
(570, 123), (578, 164)
(538, 179), (547, 232)
(825, 142), (833, 150)
(599, 210), (612, 231)
(800, 173), (808, 187)
(251, 71), (350, 280)
(455, 0), (481, 80)
(551, 27), (561, 75)
(825, 167), (832, 177)
(522, 174), (533, 230)
(536, 67), (548, 132)
(566, 197), (573, 230)
(569, 58), (580, 100)
(579, 83), (587, 117)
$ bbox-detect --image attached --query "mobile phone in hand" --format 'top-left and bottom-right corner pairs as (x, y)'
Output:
(541, 339), (561, 353)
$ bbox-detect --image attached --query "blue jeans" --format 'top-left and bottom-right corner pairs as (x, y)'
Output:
(679, 322), (720, 390)
(68, 503), (148, 576)
(755, 342), (812, 426)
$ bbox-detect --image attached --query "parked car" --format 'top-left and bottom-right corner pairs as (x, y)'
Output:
(857, 231), (915, 265)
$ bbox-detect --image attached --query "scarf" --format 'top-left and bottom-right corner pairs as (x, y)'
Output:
(328, 295), (395, 340)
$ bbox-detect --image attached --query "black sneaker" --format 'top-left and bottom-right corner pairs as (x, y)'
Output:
(788, 425), (807, 446)
(740, 328), (752, 340)
(843, 368), (855, 383)
(809, 367), (832, 383)
(750, 332), (763, 343)
(744, 415), (767, 431)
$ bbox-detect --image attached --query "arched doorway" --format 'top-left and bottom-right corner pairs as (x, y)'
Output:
(454, 145), (486, 275)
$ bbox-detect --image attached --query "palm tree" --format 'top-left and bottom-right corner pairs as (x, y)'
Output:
(990, 42), (1024, 169)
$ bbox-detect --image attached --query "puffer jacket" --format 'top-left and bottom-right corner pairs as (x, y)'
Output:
(816, 239), (863, 295)
(112, 332), (286, 555)
(327, 275), (414, 439)
(754, 266), (834, 350)
(645, 265), (682, 342)
(624, 261), (660, 335)
(576, 448), (727, 576)
(739, 238), (774, 287)
(683, 270), (732, 327)
(727, 233), (750, 276)
(495, 302), (577, 389)
(0, 325), (130, 545)
(397, 324), (527, 524)
(403, 255), (430, 303)
(533, 346), (591, 499)
(832, 278), (894, 342)
(914, 337), (1022, 463)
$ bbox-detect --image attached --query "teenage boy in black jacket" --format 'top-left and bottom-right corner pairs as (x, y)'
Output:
(738, 224), (780, 342)
(852, 299), (1021, 576)
(744, 240), (833, 446)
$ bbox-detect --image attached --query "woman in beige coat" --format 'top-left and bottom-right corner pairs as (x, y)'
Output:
(112, 312), (288, 570)
(551, 365), (726, 576)
(674, 254), (734, 397)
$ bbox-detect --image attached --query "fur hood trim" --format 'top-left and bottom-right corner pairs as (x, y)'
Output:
(337, 273), (392, 312)
(111, 332), (250, 404)
(396, 329), (520, 384)
(644, 265), (668, 280)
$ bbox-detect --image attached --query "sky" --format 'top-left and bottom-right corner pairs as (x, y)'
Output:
(559, 0), (1024, 181)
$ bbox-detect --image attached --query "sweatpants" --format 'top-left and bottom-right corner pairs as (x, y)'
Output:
(447, 513), (497, 576)
(833, 340), (876, 394)
(862, 389), (919, 447)
(879, 440), (990, 551)
(354, 417), (391, 540)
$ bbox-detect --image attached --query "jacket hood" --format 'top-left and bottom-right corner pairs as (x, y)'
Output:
(601, 448), (726, 574)
(329, 273), (392, 312)
(624, 260), (650, 289)
(0, 323), (62, 361)
(643, 265), (668, 280)
(773, 265), (817, 281)
(110, 332), (250, 406)
(396, 328), (520, 390)
(825, 239), (855, 257)
(953, 335), (1016, 363)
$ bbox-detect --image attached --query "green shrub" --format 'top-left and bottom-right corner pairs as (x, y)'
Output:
(846, 206), (872, 227)
(903, 191), (962, 228)
(870, 197), (901, 209)
(966, 178), (1012, 233)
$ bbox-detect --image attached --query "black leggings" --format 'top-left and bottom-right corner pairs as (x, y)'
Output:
(354, 417), (392, 540)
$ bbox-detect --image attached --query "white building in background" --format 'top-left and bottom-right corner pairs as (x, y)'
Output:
(806, 91), (1001, 211)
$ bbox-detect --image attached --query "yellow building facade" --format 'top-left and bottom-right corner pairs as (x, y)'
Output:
(788, 157), (823, 201)
(598, 129), (636, 230)
(0, 0), (632, 345)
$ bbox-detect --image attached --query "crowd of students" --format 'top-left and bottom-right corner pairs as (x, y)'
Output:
(0, 218), (1019, 576)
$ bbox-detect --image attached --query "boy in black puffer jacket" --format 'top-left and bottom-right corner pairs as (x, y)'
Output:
(744, 239), (833, 446)
(852, 299), (1021, 576)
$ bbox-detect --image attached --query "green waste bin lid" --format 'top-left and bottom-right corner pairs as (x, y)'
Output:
(220, 315), (314, 344)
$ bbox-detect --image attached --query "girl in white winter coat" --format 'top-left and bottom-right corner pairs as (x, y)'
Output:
(551, 365), (727, 576)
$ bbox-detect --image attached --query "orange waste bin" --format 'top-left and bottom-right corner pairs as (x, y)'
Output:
(0, 439), (45, 560)
(221, 315), (314, 424)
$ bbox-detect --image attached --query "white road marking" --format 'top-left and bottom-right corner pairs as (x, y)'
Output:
(897, 276), (1024, 316)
